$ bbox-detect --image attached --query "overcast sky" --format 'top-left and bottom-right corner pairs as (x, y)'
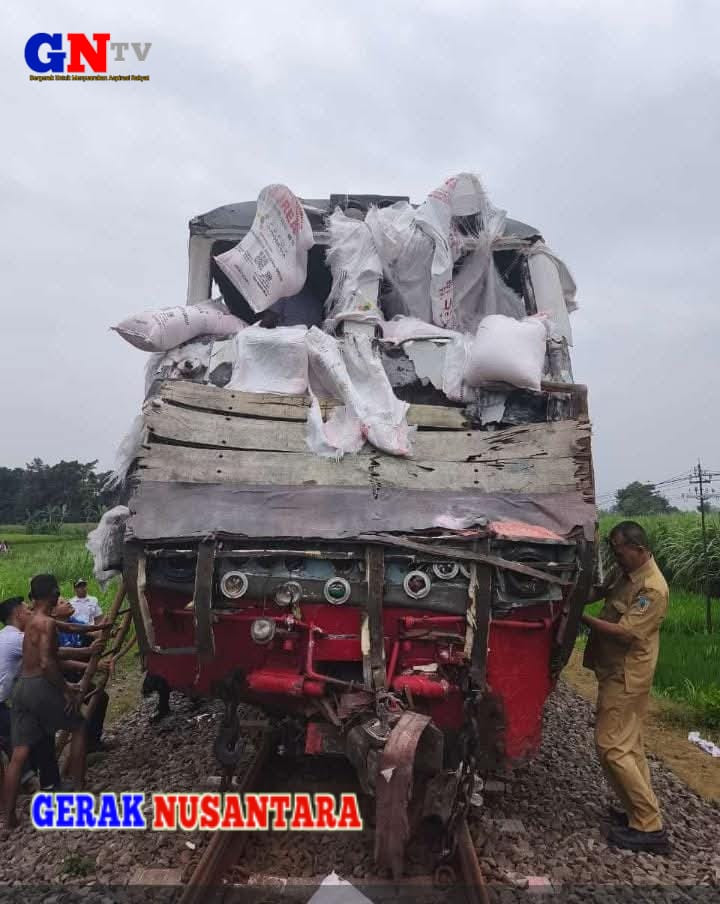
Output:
(3, 1), (719, 507)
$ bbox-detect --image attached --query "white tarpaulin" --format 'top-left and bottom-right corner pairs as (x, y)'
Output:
(230, 324), (309, 395)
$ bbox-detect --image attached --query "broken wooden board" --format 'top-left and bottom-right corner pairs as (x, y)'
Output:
(158, 379), (467, 429)
(136, 443), (582, 494)
(145, 399), (587, 464)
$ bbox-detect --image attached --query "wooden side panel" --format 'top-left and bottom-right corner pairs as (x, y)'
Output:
(137, 443), (582, 494)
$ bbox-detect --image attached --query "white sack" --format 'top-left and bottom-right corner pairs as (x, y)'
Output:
(365, 202), (434, 322)
(113, 300), (244, 352)
(324, 210), (383, 329)
(86, 506), (130, 587)
(305, 327), (412, 458)
(464, 314), (547, 392)
(527, 244), (574, 344)
(229, 324), (308, 395)
(342, 333), (413, 456)
(214, 184), (314, 314)
(415, 173), (506, 330)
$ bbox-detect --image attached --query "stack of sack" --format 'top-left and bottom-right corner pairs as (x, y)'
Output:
(109, 175), (578, 474)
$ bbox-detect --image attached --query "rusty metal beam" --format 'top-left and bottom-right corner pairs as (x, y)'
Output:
(364, 544), (386, 691)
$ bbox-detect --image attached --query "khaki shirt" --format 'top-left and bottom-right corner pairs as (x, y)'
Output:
(583, 556), (669, 694)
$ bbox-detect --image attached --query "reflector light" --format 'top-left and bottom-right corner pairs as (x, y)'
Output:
(432, 562), (459, 581)
(274, 580), (302, 607)
(250, 618), (275, 644)
(220, 571), (248, 599)
(403, 570), (431, 599)
(324, 577), (351, 605)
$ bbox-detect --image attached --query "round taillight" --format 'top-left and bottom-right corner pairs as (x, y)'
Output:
(432, 562), (459, 581)
(220, 571), (248, 599)
(324, 577), (351, 605)
(403, 570), (431, 600)
(274, 580), (302, 607)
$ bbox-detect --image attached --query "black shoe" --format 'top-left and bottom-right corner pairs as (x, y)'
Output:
(608, 808), (629, 827)
(608, 824), (671, 855)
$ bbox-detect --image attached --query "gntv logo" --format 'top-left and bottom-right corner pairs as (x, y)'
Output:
(24, 33), (152, 83)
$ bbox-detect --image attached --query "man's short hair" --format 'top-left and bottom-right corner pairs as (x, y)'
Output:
(29, 573), (59, 601)
(609, 521), (649, 549)
(0, 597), (24, 624)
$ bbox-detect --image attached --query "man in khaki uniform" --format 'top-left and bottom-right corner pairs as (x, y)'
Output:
(582, 521), (670, 854)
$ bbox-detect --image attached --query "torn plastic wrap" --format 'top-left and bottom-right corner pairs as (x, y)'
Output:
(229, 324), (309, 396)
(105, 415), (146, 490)
(214, 184), (314, 316)
(86, 506), (130, 587)
(527, 243), (575, 345)
(415, 172), (506, 329)
(452, 235), (526, 332)
(365, 202), (434, 322)
(324, 210), (383, 330)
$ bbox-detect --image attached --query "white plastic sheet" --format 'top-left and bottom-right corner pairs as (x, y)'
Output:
(527, 243), (574, 344)
(464, 314), (548, 392)
(230, 325), (309, 395)
(106, 415), (145, 489)
(214, 185), (314, 314)
(452, 236), (525, 333)
(86, 506), (130, 587)
(113, 300), (244, 353)
(366, 202), (433, 322)
(324, 210), (383, 329)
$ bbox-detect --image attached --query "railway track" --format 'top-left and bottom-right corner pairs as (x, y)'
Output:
(179, 728), (489, 904)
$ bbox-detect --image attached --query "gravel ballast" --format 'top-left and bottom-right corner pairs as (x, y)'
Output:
(0, 681), (718, 902)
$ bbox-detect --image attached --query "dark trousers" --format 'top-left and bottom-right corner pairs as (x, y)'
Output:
(0, 701), (60, 788)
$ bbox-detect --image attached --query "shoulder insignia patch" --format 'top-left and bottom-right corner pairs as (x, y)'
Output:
(635, 596), (650, 612)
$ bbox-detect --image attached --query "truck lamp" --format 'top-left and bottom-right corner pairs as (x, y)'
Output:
(220, 571), (248, 599)
(323, 577), (351, 605)
(432, 563), (459, 581)
(250, 618), (276, 644)
(275, 580), (302, 607)
(403, 570), (431, 600)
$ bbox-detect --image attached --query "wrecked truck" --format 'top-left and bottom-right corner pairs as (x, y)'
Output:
(120, 188), (597, 877)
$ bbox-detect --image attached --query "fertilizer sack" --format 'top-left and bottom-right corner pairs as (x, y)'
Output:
(229, 324), (309, 395)
(113, 300), (244, 353)
(214, 184), (315, 315)
(464, 314), (547, 392)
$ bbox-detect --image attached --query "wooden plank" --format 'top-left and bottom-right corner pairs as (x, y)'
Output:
(158, 380), (467, 429)
(193, 540), (216, 659)
(122, 544), (154, 654)
(365, 545), (386, 691)
(146, 401), (586, 463)
(469, 555), (493, 687)
(137, 444), (580, 494)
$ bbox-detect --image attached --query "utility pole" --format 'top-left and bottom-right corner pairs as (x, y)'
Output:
(686, 461), (719, 633)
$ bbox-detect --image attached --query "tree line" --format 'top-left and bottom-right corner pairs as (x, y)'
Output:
(0, 459), (113, 530)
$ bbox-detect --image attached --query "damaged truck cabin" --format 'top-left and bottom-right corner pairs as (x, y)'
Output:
(120, 182), (596, 874)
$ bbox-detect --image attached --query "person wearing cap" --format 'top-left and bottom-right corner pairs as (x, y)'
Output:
(68, 580), (104, 626)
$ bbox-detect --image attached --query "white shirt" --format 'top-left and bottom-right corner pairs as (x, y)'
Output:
(68, 595), (103, 624)
(0, 625), (24, 703)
